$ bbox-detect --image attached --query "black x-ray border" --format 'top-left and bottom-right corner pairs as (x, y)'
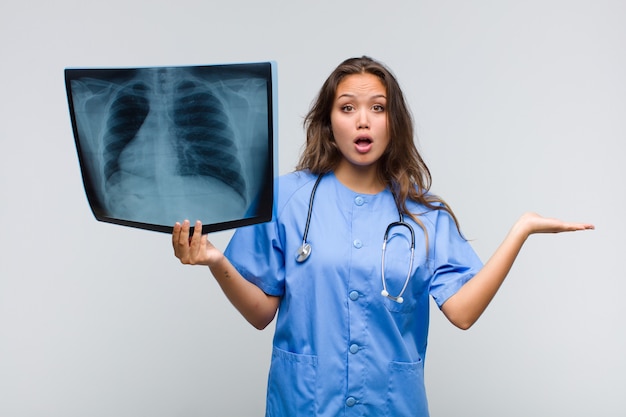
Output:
(65, 61), (276, 235)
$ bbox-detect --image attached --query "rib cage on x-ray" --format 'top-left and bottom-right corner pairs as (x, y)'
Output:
(103, 82), (151, 188)
(172, 79), (246, 197)
(69, 66), (271, 229)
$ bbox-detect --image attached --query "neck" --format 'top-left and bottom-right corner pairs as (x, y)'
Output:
(333, 162), (385, 194)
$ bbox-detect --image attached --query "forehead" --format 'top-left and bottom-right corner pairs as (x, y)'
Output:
(335, 73), (386, 98)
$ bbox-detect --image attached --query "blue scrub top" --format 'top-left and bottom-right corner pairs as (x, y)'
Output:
(225, 171), (483, 417)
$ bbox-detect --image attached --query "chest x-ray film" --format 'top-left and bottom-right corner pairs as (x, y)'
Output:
(65, 62), (276, 234)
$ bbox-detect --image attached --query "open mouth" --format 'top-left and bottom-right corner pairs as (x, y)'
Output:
(354, 136), (373, 153)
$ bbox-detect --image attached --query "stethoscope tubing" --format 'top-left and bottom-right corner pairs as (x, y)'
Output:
(381, 219), (416, 304)
(302, 174), (323, 247)
(295, 173), (416, 304)
(295, 173), (324, 263)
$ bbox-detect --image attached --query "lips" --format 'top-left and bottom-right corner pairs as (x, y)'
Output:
(354, 136), (373, 153)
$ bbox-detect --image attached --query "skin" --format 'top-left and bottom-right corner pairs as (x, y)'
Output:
(172, 73), (594, 330)
(330, 72), (390, 194)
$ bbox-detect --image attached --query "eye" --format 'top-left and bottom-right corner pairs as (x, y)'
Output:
(372, 104), (385, 112)
(341, 104), (354, 112)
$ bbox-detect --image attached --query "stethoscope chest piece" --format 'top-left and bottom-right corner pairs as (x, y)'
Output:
(296, 243), (312, 263)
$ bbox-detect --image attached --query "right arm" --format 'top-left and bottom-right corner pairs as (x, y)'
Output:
(173, 220), (280, 330)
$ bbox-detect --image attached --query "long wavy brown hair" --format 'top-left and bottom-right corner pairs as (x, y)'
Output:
(296, 56), (463, 248)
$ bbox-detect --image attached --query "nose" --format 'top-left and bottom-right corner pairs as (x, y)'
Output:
(357, 109), (369, 129)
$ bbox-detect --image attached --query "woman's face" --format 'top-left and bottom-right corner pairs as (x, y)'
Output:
(330, 73), (390, 172)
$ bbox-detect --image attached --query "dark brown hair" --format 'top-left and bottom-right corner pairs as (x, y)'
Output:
(296, 56), (463, 246)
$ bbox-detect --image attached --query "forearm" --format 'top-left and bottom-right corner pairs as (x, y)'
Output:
(172, 220), (279, 330)
(441, 221), (528, 330)
(440, 212), (593, 330)
(209, 255), (279, 330)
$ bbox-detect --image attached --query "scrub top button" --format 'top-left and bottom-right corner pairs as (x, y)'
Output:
(353, 239), (362, 249)
(349, 291), (359, 301)
(345, 397), (357, 407)
(349, 344), (360, 354)
(354, 196), (364, 206)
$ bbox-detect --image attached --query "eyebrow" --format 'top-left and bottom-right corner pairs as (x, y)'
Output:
(336, 93), (387, 100)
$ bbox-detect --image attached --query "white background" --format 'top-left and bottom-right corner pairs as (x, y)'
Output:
(1, 1), (624, 416)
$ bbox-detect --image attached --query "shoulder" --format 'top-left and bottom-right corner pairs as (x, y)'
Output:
(275, 170), (319, 211)
(406, 191), (455, 228)
(277, 170), (317, 190)
(406, 189), (444, 214)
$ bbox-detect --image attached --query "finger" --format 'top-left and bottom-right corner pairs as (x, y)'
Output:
(172, 222), (182, 253)
(190, 220), (203, 246)
(189, 220), (204, 263)
(550, 221), (595, 233)
(180, 219), (191, 242)
(176, 220), (192, 261)
(569, 222), (595, 231)
(193, 220), (203, 240)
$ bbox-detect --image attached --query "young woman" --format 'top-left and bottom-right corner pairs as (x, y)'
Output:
(172, 56), (593, 416)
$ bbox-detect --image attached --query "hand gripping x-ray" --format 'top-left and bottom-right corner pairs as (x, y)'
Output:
(65, 62), (276, 234)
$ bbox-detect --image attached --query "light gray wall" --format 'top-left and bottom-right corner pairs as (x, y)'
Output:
(1, 1), (624, 416)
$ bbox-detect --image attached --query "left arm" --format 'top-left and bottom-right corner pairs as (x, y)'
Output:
(440, 212), (594, 330)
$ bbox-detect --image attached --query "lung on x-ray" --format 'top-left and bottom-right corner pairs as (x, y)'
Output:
(65, 62), (276, 234)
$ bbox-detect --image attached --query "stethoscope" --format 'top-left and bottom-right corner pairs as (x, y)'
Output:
(295, 174), (416, 303)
